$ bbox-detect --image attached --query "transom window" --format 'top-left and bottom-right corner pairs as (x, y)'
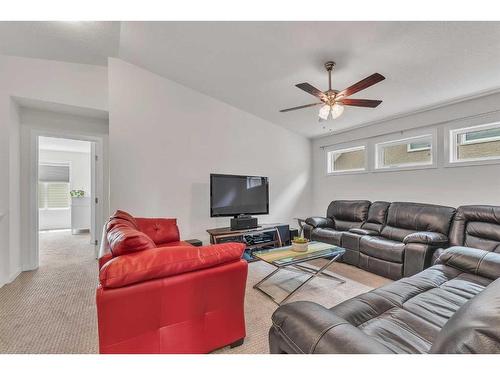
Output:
(376, 134), (433, 169)
(450, 122), (500, 163)
(327, 146), (366, 174)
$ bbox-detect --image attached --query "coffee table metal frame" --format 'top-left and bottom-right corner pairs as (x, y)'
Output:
(253, 245), (346, 306)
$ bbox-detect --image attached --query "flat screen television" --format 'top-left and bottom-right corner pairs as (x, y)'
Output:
(210, 173), (269, 217)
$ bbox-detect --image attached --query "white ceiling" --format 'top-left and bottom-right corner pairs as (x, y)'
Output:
(2, 21), (500, 138)
(39, 136), (91, 153)
(118, 22), (500, 138)
(0, 21), (120, 65)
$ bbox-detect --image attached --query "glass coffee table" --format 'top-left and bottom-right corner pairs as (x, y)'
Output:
(253, 241), (346, 305)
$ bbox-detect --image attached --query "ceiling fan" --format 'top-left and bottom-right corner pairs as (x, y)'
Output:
(280, 61), (385, 121)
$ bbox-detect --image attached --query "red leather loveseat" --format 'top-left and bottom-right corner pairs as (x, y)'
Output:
(96, 210), (248, 354)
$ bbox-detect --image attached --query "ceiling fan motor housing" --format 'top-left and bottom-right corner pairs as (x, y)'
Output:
(324, 61), (336, 71)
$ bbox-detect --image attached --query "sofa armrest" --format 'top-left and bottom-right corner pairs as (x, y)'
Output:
(436, 246), (500, 280)
(270, 301), (392, 354)
(99, 242), (245, 288)
(305, 216), (334, 229)
(403, 231), (448, 245)
(98, 253), (113, 270)
(349, 228), (379, 236)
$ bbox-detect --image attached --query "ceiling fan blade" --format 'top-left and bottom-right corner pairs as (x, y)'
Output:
(279, 102), (323, 112)
(337, 73), (385, 98)
(295, 83), (327, 101)
(338, 98), (382, 108)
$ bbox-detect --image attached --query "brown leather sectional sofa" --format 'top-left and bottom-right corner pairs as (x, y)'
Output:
(303, 200), (456, 279)
(270, 204), (500, 354)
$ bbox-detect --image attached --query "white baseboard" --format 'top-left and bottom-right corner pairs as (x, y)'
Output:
(8, 269), (21, 283)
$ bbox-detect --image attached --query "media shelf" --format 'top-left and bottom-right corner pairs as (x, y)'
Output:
(207, 224), (290, 262)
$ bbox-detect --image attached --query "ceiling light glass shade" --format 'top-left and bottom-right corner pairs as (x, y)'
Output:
(318, 105), (330, 120)
(330, 103), (344, 119)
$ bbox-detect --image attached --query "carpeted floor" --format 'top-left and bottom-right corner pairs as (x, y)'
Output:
(0, 231), (389, 354)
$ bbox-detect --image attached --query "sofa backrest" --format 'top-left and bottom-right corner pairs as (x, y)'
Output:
(361, 201), (390, 232)
(380, 202), (456, 242)
(449, 205), (500, 252)
(326, 200), (371, 231)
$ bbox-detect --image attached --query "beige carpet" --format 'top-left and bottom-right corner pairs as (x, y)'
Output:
(0, 231), (389, 354)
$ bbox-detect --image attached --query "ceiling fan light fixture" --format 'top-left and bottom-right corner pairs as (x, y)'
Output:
(330, 103), (344, 119)
(318, 104), (330, 120)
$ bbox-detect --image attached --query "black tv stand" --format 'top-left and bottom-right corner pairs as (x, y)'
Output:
(206, 224), (291, 262)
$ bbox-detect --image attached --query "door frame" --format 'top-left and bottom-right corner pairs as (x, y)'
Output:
(28, 129), (105, 269)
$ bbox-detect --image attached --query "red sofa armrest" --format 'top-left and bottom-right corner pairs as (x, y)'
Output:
(135, 217), (180, 246)
(99, 242), (245, 288)
(98, 253), (113, 270)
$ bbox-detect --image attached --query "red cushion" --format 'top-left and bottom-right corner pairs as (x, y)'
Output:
(111, 210), (138, 229)
(162, 241), (194, 247)
(135, 218), (180, 245)
(107, 226), (156, 257)
(99, 242), (245, 288)
(107, 217), (135, 232)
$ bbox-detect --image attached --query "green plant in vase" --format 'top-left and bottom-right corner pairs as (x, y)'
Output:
(70, 190), (85, 198)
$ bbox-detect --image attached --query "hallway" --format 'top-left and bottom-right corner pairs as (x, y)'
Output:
(0, 231), (98, 353)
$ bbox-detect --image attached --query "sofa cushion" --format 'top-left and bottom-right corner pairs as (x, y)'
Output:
(330, 262), (491, 353)
(99, 242), (245, 288)
(305, 216), (334, 229)
(358, 253), (403, 280)
(430, 277), (500, 353)
(108, 226), (156, 257)
(463, 222), (500, 252)
(111, 209), (138, 229)
(360, 236), (405, 263)
(106, 217), (136, 232)
(349, 228), (379, 236)
(311, 228), (343, 246)
(449, 205), (500, 247)
(326, 200), (370, 230)
(135, 217), (180, 245)
(436, 246), (500, 280)
(381, 202), (455, 241)
(362, 201), (390, 232)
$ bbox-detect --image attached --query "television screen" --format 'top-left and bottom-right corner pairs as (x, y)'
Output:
(210, 174), (269, 217)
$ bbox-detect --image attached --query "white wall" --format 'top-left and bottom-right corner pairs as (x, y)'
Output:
(38, 149), (91, 230)
(0, 55), (108, 287)
(8, 99), (21, 281)
(312, 91), (500, 215)
(108, 58), (312, 243)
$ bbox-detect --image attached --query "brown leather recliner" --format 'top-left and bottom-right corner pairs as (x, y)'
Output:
(305, 200), (456, 279)
(354, 202), (456, 279)
(303, 200), (371, 246)
(341, 201), (390, 266)
(432, 205), (500, 262)
(269, 246), (500, 354)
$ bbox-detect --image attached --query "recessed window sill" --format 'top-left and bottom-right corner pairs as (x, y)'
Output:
(326, 169), (368, 176)
(445, 158), (500, 168)
(373, 164), (437, 173)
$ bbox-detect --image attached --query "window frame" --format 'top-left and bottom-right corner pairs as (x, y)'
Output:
(326, 144), (367, 175)
(406, 142), (431, 153)
(449, 122), (500, 165)
(374, 133), (436, 172)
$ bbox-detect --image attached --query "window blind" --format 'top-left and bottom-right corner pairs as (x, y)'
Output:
(39, 164), (70, 182)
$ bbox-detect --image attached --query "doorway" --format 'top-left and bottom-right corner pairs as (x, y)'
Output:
(38, 137), (95, 256)
(28, 131), (104, 269)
